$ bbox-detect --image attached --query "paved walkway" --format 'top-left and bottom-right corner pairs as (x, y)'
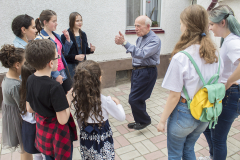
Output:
(0, 78), (240, 160)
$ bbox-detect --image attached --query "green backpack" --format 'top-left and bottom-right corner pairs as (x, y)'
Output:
(181, 51), (225, 129)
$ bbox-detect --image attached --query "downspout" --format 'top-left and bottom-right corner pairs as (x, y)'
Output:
(207, 0), (218, 11)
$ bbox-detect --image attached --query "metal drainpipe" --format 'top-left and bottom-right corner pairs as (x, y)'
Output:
(207, 0), (218, 11)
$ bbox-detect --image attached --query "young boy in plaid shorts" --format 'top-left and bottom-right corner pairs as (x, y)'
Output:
(25, 39), (77, 160)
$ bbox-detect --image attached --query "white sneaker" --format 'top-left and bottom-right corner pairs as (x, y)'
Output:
(197, 156), (212, 160)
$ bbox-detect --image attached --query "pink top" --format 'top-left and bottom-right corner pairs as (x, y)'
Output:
(54, 38), (65, 71)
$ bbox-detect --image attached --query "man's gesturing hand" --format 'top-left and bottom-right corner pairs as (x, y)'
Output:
(115, 31), (125, 45)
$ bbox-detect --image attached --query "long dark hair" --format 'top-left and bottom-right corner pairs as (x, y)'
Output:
(12, 14), (34, 38)
(19, 62), (36, 115)
(35, 10), (56, 34)
(69, 12), (82, 50)
(72, 60), (104, 126)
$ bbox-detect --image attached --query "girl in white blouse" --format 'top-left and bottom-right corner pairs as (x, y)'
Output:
(200, 5), (240, 160)
(157, 5), (223, 160)
(72, 60), (125, 160)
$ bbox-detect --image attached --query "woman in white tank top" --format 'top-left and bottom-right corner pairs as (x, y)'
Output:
(157, 5), (223, 160)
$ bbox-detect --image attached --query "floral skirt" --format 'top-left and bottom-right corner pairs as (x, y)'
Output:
(80, 120), (115, 160)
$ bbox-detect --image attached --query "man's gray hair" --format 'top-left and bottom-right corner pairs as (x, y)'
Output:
(145, 17), (152, 26)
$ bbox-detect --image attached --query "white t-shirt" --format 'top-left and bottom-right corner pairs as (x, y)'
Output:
(86, 94), (126, 123)
(22, 112), (36, 124)
(220, 33), (240, 84)
(162, 44), (224, 99)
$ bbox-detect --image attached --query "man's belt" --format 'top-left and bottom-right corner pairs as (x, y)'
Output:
(133, 65), (156, 70)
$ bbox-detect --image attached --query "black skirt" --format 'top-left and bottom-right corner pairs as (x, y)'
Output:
(22, 120), (40, 154)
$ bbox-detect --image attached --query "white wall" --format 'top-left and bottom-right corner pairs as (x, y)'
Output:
(123, 0), (193, 59)
(198, 0), (240, 48)
(219, 0), (240, 22)
(0, 0), (192, 72)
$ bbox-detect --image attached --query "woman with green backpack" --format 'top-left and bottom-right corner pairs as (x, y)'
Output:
(199, 5), (240, 160)
(157, 5), (224, 160)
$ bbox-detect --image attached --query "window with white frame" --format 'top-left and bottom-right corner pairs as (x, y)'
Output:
(126, 0), (161, 28)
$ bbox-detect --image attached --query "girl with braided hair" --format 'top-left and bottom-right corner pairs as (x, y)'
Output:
(72, 60), (125, 159)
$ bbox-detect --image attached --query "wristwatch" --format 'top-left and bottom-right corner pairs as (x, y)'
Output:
(122, 41), (127, 46)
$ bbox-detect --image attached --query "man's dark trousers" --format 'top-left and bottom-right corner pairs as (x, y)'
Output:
(129, 67), (157, 125)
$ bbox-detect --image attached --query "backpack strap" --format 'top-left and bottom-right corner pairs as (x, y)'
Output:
(180, 51), (206, 86)
(180, 51), (206, 107)
(207, 54), (221, 85)
(217, 54), (221, 75)
(182, 86), (191, 108)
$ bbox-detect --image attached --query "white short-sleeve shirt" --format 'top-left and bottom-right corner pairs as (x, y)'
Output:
(86, 94), (126, 123)
(220, 33), (240, 83)
(162, 44), (224, 99)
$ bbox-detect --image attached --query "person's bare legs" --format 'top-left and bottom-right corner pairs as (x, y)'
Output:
(21, 151), (33, 160)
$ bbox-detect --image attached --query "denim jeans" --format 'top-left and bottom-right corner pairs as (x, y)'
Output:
(68, 63), (78, 79)
(167, 100), (209, 160)
(203, 85), (240, 160)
